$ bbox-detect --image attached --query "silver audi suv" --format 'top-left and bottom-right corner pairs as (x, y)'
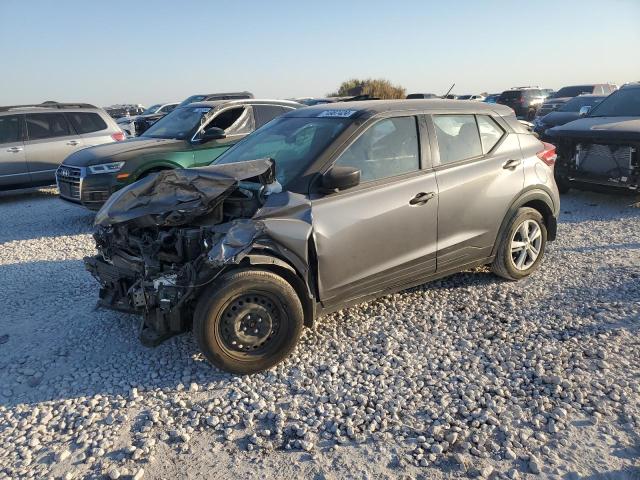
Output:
(85, 100), (560, 374)
(0, 102), (124, 190)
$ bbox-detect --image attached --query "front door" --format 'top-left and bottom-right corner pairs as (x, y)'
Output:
(24, 112), (85, 184)
(311, 115), (438, 306)
(430, 113), (525, 269)
(0, 114), (29, 188)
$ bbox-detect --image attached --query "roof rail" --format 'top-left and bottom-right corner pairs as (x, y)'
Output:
(0, 101), (97, 112)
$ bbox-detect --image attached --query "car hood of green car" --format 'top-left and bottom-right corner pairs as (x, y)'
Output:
(62, 137), (190, 167)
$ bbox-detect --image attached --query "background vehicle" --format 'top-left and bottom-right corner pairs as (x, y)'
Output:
(56, 99), (301, 209)
(86, 99), (559, 373)
(104, 104), (145, 119)
(547, 84), (640, 194)
(0, 102), (124, 190)
(457, 94), (486, 101)
(177, 92), (254, 108)
(117, 102), (179, 137)
(536, 84), (616, 117)
(483, 94), (501, 104)
(295, 97), (338, 106)
(497, 87), (546, 120)
(407, 93), (438, 99)
(534, 95), (606, 138)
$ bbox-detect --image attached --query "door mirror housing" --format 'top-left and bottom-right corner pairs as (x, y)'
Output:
(321, 166), (361, 192)
(578, 106), (592, 117)
(199, 127), (226, 143)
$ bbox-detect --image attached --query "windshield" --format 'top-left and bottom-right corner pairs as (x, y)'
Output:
(141, 106), (211, 139)
(214, 117), (352, 187)
(457, 95), (472, 100)
(558, 96), (604, 113)
(552, 86), (593, 98)
(588, 88), (640, 117)
(178, 95), (207, 108)
(141, 104), (161, 115)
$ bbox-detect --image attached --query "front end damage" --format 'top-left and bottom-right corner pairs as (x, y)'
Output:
(555, 139), (639, 191)
(84, 159), (313, 346)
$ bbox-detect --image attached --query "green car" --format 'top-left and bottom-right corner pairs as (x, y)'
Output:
(56, 99), (301, 210)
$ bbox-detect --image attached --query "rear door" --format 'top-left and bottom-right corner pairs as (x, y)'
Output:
(24, 112), (85, 184)
(192, 106), (255, 166)
(311, 115), (438, 306)
(430, 113), (524, 270)
(0, 114), (29, 187)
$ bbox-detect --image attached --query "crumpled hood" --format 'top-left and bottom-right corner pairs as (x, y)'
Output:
(547, 117), (640, 142)
(62, 137), (184, 167)
(94, 159), (276, 227)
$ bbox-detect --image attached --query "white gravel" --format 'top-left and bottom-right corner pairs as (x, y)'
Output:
(0, 187), (639, 479)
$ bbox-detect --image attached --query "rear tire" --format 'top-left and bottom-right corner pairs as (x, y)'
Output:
(193, 269), (304, 374)
(492, 207), (547, 280)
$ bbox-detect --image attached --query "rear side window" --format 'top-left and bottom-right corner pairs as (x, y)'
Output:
(0, 115), (22, 144)
(66, 112), (108, 134)
(477, 115), (504, 153)
(433, 115), (482, 164)
(334, 116), (420, 182)
(253, 105), (290, 128)
(26, 113), (71, 140)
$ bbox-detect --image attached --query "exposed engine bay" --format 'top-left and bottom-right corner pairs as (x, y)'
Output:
(84, 159), (313, 346)
(555, 139), (639, 191)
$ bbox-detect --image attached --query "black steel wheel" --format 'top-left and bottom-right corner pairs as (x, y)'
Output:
(193, 269), (304, 374)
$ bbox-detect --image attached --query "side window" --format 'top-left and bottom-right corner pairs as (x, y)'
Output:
(0, 115), (22, 144)
(334, 116), (420, 183)
(206, 107), (253, 135)
(66, 112), (108, 134)
(433, 115), (482, 164)
(253, 105), (290, 128)
(160, 105), (176, 113)
(26, 113), (71, 140)
(476, 115), (505, 153)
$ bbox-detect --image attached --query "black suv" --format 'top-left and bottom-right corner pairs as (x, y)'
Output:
(497, 88), (545, 120)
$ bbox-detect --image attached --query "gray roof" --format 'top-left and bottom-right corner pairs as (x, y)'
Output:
(184, 99), (303, 109)
(288, 99), (514, 118)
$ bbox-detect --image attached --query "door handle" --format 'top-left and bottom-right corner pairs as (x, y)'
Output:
(6, 146), (23, 153)
(66, 140), (80, 146)
(502, 159), (522, 170)
(409, 191), (436, 206)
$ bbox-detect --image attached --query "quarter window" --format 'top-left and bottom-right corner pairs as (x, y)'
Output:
(66, 112), (108, 134)
(26, 113), (71, 140)
(333, 116), (420, 182)
(477, 115), (504, 153)
(0, 115), (21, 144)
(433, 115), (482, 164)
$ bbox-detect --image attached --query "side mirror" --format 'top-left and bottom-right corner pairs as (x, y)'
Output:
(321, 166), (361, 192)
(199, 127), (226, 143)
(578, 106), (591, 117)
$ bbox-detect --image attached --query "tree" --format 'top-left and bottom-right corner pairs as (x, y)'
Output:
(328, 78), (406, 99)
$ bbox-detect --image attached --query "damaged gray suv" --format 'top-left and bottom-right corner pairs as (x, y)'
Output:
(86, 100), (560, 374)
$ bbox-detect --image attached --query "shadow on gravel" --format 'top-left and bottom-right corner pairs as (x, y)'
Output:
(559, 191), (640, 224)
(0, 186), (58, 203)
(574, 467), (640, 480)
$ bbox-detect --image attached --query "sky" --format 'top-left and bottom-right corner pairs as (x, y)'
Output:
(1, 0), (639, 107)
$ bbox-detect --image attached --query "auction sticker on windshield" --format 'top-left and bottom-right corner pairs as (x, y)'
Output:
(318, 110), (357, 118)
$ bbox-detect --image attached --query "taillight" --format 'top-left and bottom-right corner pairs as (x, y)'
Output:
(537, 142), (556, 166)
(111, 131), (126, 141)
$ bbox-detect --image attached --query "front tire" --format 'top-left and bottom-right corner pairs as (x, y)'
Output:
(193, 269), (304, 374)
(492, 207), (547, 280)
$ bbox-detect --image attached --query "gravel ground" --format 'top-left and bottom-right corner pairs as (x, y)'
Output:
(0, 188), (639, 480)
